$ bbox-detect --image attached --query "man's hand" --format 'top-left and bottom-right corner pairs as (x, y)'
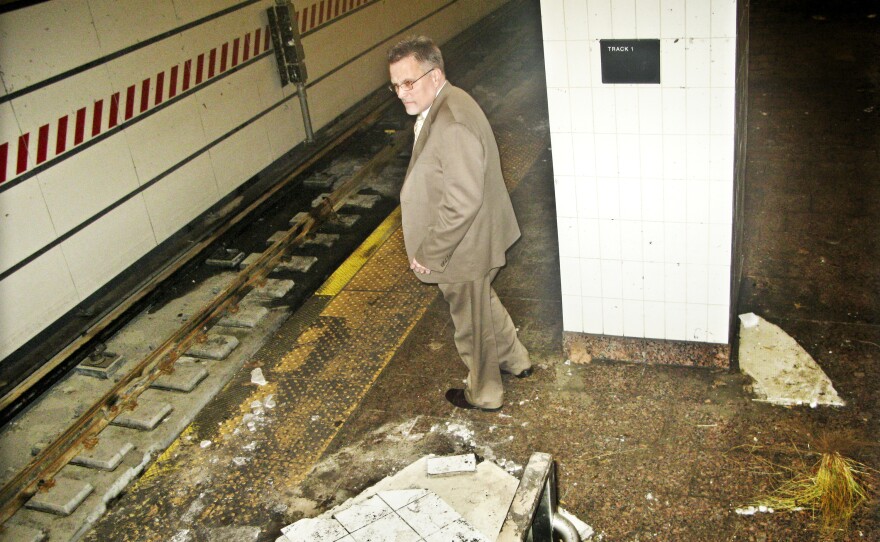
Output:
(410, 257), (431, 275)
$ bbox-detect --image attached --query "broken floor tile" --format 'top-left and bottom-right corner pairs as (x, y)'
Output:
(377, 489), (429, 510)
(397, 492), (462, 538)
(280, 517), (348, 542)
(347, 512), (419, 542)
(423, 518), (489, 542)
(333, 495), (392, 532)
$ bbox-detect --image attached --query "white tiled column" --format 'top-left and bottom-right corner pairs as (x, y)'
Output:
(540, 0), (737, 344)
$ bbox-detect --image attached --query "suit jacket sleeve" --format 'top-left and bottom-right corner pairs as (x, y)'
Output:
(414, 121), (485, 272)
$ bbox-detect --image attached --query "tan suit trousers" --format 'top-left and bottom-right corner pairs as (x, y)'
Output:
(438, 268), (531, 409)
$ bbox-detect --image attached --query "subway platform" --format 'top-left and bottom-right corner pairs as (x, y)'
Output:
(78, 1), (880, 541)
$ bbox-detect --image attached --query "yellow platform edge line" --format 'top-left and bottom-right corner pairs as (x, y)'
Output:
(315, 206), (403, 297)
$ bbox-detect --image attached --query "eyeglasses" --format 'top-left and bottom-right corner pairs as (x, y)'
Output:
(388, 68), (435, 94)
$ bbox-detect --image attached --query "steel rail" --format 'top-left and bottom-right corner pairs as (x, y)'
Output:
(0, 101), (406, 524)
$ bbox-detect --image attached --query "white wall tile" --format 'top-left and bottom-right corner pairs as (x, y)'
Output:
(61, 195), (156, 298)
(686, 88), (711, 134)
(665, 223), (687, 265)
(686, 0), (712, 37)
(686, 223), (709, 264)
(686, 263), (708, 304)
(639, 134), (664, 177)
(570, 88), (595, 131)
(642, 221), (665, 262)
(555, 176), (579, 217)
(709, 134), (734, 180)
(170, 0), (241, 24)
(663, 135), (686, 179)
(643, 261), (665, 301)
(0, 247), (79, 360)
(0, 180), (56, 273)
(686, 181), (710, 224)
(550, 132), (575, 175)
(710, 38), (736, 87)
(562, 294), (584, 332)
(0, 0), (102, 91)
(619, 178), (642, 219)
(623, 299), (644, 336)
(687, 303), (708, 341)
(637, 87), (663, 134)
(660, 0), (686, 38)
(622, 260), (644, 299)
(686, 38), (711, 87)
(710, 0), (737, 38)
(540, 0), (568, 40)
(711, 87), (735, 135)
(611, 0), (637, 37)
(583, 296), (604, 333)
(142, 153), (219, 242)
(665, 262), (686, 302)
(210, 114), (273, 195)
(664, 180), (686, 222)
(563, 0), (589, 37)
(566, 41), (593, 87)
(644, 300), (665, 338)
(635, 0), (661, 38)
(559, 256), (582, 296)
(707, 304), (730, 343)
(572, 133), (597, 176)
(557, 216), (581, 257)
(89, 0), (177, 55)
(546, 87), (573, 133)
(686, 135), (711, 181)
(661, 89), (686, 135)
(578, 217), (601, 256)
(620, 219), (643, 260)
(709, 221), (732, 263)
(587, 0), (613, 40)
(580, 258), (603, 297)
(589, 41), (605, 86)
(601, 259), (623, 298)
(597, 178), (621, 220)
(642, 180), (664, 222)
(598, 218), (621, 259)
(38, 134), (140, 235)
(615, 87), (640, 133)
(707, 264), (730, 304)
(602, 298), (624, 335)
(197, 67), (267, 142)
(594, 135), (619, 178)
(660, 38), (686, 86)
(265, 101), (305, 165)
(617, 134), (641, 178)
(592, 87), (617, 133)
(542, 40), (570, 87)
(575, 176), (600, 217)
(709, 180), (734, 224)
(664, 303), (686, 340)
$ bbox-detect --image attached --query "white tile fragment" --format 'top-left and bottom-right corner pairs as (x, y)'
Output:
(333, 495), (392, 532)
(377, 489), (429, 510)
(280, 517), (348, 541)
(397, 492), (462, 537)
(251, 368), (267, 386)
(426, 454), (477, 476)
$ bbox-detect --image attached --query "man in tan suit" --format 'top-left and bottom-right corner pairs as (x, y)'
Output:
(387, 36), (532, 411)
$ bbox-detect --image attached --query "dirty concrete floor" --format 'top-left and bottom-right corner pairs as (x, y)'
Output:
(86, 1), (880, 541)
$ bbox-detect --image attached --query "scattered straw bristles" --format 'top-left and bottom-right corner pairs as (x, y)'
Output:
(746, 432), (876, 536)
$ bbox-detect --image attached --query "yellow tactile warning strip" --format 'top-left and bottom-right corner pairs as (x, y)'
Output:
(91, 75), (550, 541)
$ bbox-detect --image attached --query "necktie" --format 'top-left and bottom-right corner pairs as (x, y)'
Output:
(413, 114), (425, 147)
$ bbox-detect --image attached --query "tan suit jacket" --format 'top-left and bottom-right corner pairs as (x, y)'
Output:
(400, 83), (520, 284)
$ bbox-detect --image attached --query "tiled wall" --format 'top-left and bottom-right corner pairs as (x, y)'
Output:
(539, 0), (737, 344)
(0, 0), (506, 361)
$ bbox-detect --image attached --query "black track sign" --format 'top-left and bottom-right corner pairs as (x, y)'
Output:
(600, 39), (661, 84)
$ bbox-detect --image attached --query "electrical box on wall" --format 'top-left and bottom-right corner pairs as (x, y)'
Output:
(600, 39), (660, 84)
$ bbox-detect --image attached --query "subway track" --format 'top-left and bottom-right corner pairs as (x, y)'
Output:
(0, 2), (546, 539)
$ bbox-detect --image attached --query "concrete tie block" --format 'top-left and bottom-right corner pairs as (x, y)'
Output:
(266, 231), (288, 245)
(274, 255), (318, 273)
(24, 477), (93, 516)
(71, 439), (134, 471)
(249, 279), (295, 299)
(303, 173), (336, 189)
(332, 214), (360, 228)
(288, 211), (310, 226)
(344, 193), (381, 209)
(218, 305), (270, 328)
(111, 400), (173, 431)
(75, 352), (125, 379)
(186, 334), (240, 360)
(151, 364), (209, 393)
(239, 253), (263, 269)
(303, 233), (339, 248)
(0, 522), (47, 542)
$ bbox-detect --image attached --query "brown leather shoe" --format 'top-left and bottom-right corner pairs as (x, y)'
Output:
(501, 367), (533, 379)
(445, 388), (501, 412)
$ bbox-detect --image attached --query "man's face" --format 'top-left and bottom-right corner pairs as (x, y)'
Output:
(389, 55), (442, 116)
